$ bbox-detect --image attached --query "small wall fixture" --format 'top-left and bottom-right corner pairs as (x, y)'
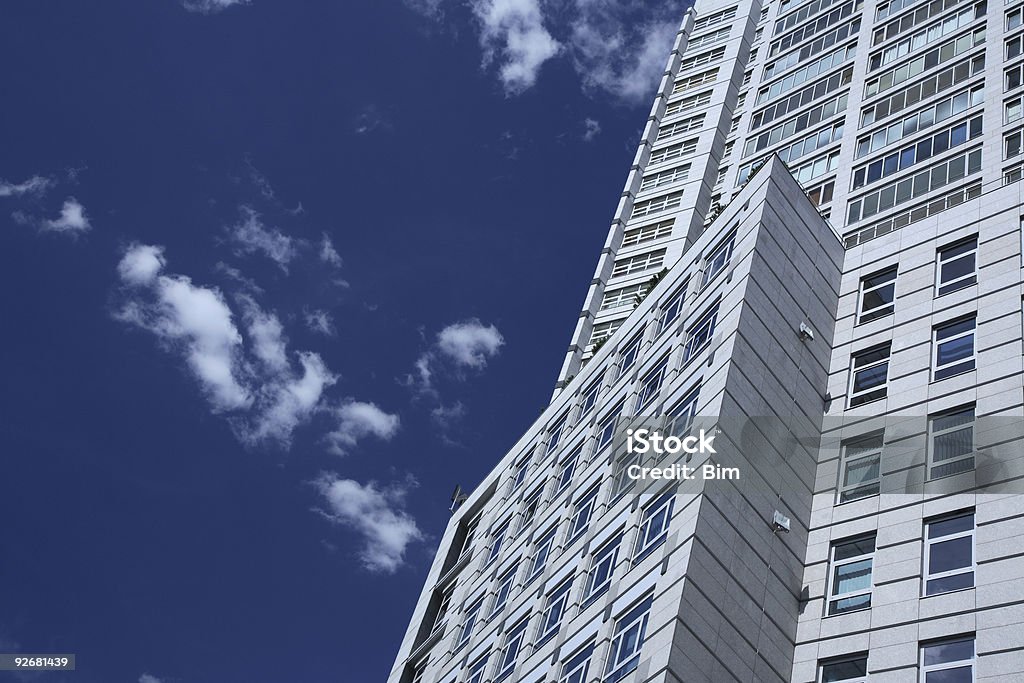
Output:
(772, 510), (791, 534)
(798, 322), (814, 341)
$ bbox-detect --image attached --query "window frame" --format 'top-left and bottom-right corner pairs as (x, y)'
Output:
(604, 595), (654, 683)
(490, 561), (520, 616)
(927, 405), (976, 480)
(923, 511), (975, 596)
(636, 355), (670, 411)
(529, 526), (558, 579)
(919, 636), (975, 682)
(539, 578), (574, 645)
(559, 642), (595, 683)
(818, 655), (868, 682)
(633, 492), (675, 562)
(849, 342), (891, 407)
(486, 519), (511, 565)
(932, 316), (976, 381)
(583, 534), (622, 603)
(494, 617), (530, 680)
(936, 236), (978, 296)
(826, 535), (876, 616)
(568, 485), (601, 543)
(701, 230), (736, 289)
(838, 433), (883, 503)
(857, 266), (898, 324)
(683, 302), (720, 364)
(458, 596), (485, 647)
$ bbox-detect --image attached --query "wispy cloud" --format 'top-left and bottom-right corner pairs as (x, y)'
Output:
(324, 401), (401, 456)
(0, 175), (53, 198)
(436, 319), (505, 368)
(181, 0), (250, 14)
(353, 105), (391, 135)
(226, 206), (299, 272)
(319, 233), (342, 267)
(304, 308), (335, 336)
(582, 117), (601, 141)
(139, 675), (164, 683)
(315, 474), (423, 573)
(472, 0), (561, 95)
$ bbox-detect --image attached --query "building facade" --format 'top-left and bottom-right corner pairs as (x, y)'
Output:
(389, 0), (1024, 679)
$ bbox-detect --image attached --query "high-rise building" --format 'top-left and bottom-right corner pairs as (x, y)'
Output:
(389, 0), (1024, 680)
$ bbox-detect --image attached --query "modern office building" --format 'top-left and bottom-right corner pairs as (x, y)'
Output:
(389, 0), (1024, 680)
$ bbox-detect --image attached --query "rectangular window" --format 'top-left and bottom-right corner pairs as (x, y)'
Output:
(844, 183), (981, 248)
(701, 230), (736, 288)
(868, 4), (986, 72)
(604, 595), (653, 683)
(637, 356), (670, 411)
(864, 27), (985, 98)
(692, 7), (736, 32)
(620, 333), (643, 373)
(559, 643), (595, 683)
(928, 406), (975, 478)
(511, 456), (529, 492)
(667, 385), (700, 438)
(920, 636), (975, 682)
(672, 68), (718, 95)
(458, 511), (482, 557)
(640, 164), (690, 192)
(862, 55), (984, 127)
(924, 511), (974, 594)
(666, 90), (713, 116)
(590, 319), (623, 346)
(932, 316), (976, 380)
(819, 655), (868, 682)
(539, 578), (573, 644)
(622, 219), (673, 247)
(683, 303), (719, 364)
(491, 562), (519, 615)
(659, 281), (688, 332)
(858, 266), (897, 323)
(596, 401), (624, 453)
(756, 43), (857, 105)
(937, 236), (977, 295)
(546, 413), (569, 455)
(849, 343), (891, 407)
(556, 444), (582, 495)
(529, 527), (558, 578)
(494, 618), (530, 680)
(856, 86), (984, 159)
(650, 138), (699, 164)
(583, 534), (621, 602)
(410, 658), (428, 683)
(769, 0), (862, 58)
(487, 520), (511, 564)
(467, 653), (489, 683)
(458, 597), (485, 646)
(631, 192), (684, 219)
(827, 535), (875, 615)
(612, 449), (641, 497)
(579, 377), (602, 417)
(655, 116), (704, 142)
(633, 492), (675, 561)
(612, 249), (666, 276)
(752, 67), (853, 129)
(520, 486), (544, 532)
(838, 433), (883, 503)
(678, 47), (726, 72)
(601, 283), (649, 311)
(569, 485), (600, 541)
(431, 586), (453, 634)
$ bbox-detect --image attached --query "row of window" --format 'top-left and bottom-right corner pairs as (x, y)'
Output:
(745, 93), (848, 157)
(864, 27), (984, 98)
(868, 3), (985, 72)
(860, 55), (983, 127)
(851, 115), (982, 190)
(630, 192), (682, 220)
(692, 7), (736, 32)
(846, 147), (981, 224)
(752, 66), (853, 130)
(655, 114), (704, 142)
(763, 19), (861, 81)
(842, 182), (980, 248)
(771, 0), (862, 60)
(873, 0), (975, 45)
(686, 26), (730, 50)
(776, 0), (849, 34)
(622, 219), (673, 248)
(877, 0), (931, 20)
(757, 42), (856, 105)
(639, 163), (690, 194)
(649, 138), (698, 166)
(739, 122), (844, 185)
(856, 85), (982, 158)
(678, 46), (725, 74)
(819, 634), (976, 681)
(665, 90), (712, 117)
(671, 67), (717, 95)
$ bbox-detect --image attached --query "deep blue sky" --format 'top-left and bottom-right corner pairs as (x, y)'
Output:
(0, 1), (683, 681)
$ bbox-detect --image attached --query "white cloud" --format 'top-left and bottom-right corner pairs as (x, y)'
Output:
(139, 675), (164, 683)
(319, 233), (342, 267)
(471, 0), (561, 94)
(431, 401), (466, 429)
(304, 309), (335, 336)
(116, 245), (252, 412)
(437, 319), (504, 368)
(582, 117), (601, 141)
(315, 474), (423, 573)
(182, 0), (249, 13)
(241, 298), (289, 373)
(118, 244), (166, 286)
(226, 206), (298, 272)
(0, 175), (53, 197)
(42, 197), (91, 233)
(324, 401), (400, 456)
(238, 351), (337, 447)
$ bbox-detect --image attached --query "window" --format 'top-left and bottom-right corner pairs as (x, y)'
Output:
(692, 7), (736, 31)
(856, 86), (985, 159)
(579, 378), (602, 418)
(596, 401), (624, 453)
(920, 636), (975, 682)
(667, 386), (700, 438)
(631, 193), (683, 219)
(715, 166), (729, 186)
(569, 485), (600, 541)
(838, 433), (883, 503)
(511, 456), (529, 491)
(659, 282), (688, 332)
(612, 449), (642, 497)
(583, 534), (621, 601)
(467, 653), (489, 683)
(868, 4), (986, 72)
(590, 319), (623, 346)
(928, 406), (975, 478)
(547, 414), (569, 456)
(633, 492), (675, 561)
(1010, 4), (1024, 29)
(491, 562), (519, 615)
(666, 90), (712, 116)
(487, 520), (511, 564)
(458, 597), (484, 646)
(556, 448), (581, 497)
(432, 585), (454, 633)
(559, 643), (595, 683)
(849, 343), (891, 407)
(752, 67), (853, 129)
(864, 28), (986, 98)
(458, 511), (482, 557)
(861, 55), (985, 127)
(605, 595), (653, 683)
(672, 68), (718, 95)
(612, 249), (666, 276)
(520, 486), (544, 532)
(640, 164), (690, 191)
(529, 527), (557, 578)
(620, 333), (643, 373)
(539, 578), (573, 644)
(637, 356), (670, 410)
(932, 316), (976, 380)
(936, 237), (977, 295)
(819, 655), (868, 682)
(678, 47), (726, 72)
(924, 511), (974, 594)
(769, 0), (862, 58)
(858, 266), (897, 323)
(656, 116), (704, 142)
(701, 231), (736, 288)
(622, 219), (673, 247)
(683, 303), (719, 364)
(827, 535), (875, 615)
(411, 658), (429, 683)
(601, 283), (649, 311)
(494, 618), (530, 680)
(650, 138), (699, 164)
(844, 183), (981, 248)
(756, 44), (857, 104)
(775, 0), (848, 34)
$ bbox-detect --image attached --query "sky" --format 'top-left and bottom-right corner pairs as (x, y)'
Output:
(0, 1), (687, 681)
